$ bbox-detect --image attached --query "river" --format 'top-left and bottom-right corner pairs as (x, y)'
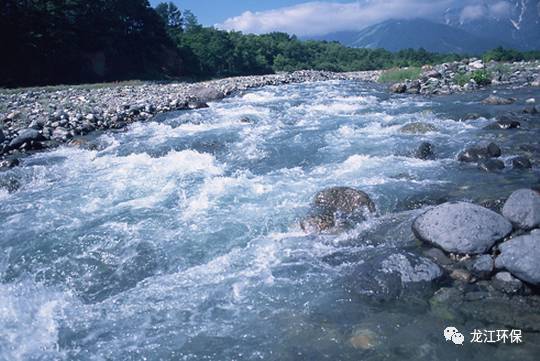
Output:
(1, 80), (539, 360)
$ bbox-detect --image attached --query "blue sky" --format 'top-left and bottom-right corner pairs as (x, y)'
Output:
(149, 1), (513, 36)
(149, 0), (318, 26)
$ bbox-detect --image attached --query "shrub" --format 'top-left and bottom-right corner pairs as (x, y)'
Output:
(454, 70), (492, 86)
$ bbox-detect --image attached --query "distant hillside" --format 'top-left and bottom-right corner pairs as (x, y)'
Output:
(304, 0), (540, 53)
(312, 19), (509, 54)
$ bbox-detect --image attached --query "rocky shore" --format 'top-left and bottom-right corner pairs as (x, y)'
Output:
(301, 186), (540, 333)
(0, 70), (380, 168)
(389, 59), (540, 95)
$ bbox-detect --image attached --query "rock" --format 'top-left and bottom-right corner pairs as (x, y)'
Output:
(0, 129), (4, 143)
(477, 159), (505, 172)
(495, 230), (540, 285)
(525, 98), (535, 104)
(405, 80), (420, 94)
(486, 142), (502, 157)
(400, 122), (437, 134)
(450, 269), (472, 283)
(482, 95), (515, 105)
(423, 247), (453, 266)
(381, 253), (443, 283)
(188, 101), (209, 109)
(415, 142), (434, 160)
(349, 329), (379, 350)
(299, 213), (335, 234)
(483, 117), (521, 130)
(0, 175), (21, 193)
(389, 83), (407, 93)
(511, 156), (532, 169)
(523, 106), (538, 114)
(457, 142), (500, 162)
(469, 60), (484, 70)
(412, 202), (512, 254)
(502, 189), (540, 230)
(469, 255), (494, 278)
(314, 186), (376, 214)
(492, 272), (523, 293)
(8, 128), (45, 149)
(346, 251), (442, 305)
(190, 86), (225, 102)
(424, 70), (441, 79)
(0, 158), (20, 170)
(52, 127), (70, 140)
(301, 187), (375, 233)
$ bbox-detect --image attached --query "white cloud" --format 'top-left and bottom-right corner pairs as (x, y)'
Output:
(218, 1), (454, 36)
(460, 5), (486, 21)
(489, 1), (511, 17)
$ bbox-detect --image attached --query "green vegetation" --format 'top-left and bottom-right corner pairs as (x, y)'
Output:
(378, 67), (422, 83)
(1, 2), (540, 88)
(454, 69), (492, 86)
(483, 47), (540, 62)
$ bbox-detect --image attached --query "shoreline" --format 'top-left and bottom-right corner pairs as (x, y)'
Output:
(0, 70), (379, 168)
(1, 60), (539, 168)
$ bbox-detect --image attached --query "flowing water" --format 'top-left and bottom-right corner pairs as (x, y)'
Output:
(1, 80), (539, 360)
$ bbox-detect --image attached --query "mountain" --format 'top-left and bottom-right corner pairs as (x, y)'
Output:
(443, 0), (540, 50)
(303, 0), (540, 53)
(346, 19), (508, 54)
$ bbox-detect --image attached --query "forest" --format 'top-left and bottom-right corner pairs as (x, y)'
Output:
(2, 1), (539, 87)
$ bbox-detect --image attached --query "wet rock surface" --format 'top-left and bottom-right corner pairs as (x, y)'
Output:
(496, 230), (540, 285)
(502, 189), (540, 230)
(412, 202), (512, 254)
(301, 186), (376, 233)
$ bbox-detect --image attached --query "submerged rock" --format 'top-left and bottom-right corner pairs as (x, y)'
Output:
(346, 251), (442, 304)
(349, 329), (379, 350)
(469, 254), (494, 278)
(493, 271), (523, 294)
(495, 231), (540, 285)
(412, 202), (512, 254)
(477, 158), (505, 172)
(482, 95), (515, 105)
(484, 117), (521, 130)
(301, 187), (376, 233)
(512, 156), (532, 169)
(457, 142), (500, 162)
(502, 189), (540, 230)
(399, 122), (438, 134)
(415, 142), (435, 160)
(314, 186), (376, 214)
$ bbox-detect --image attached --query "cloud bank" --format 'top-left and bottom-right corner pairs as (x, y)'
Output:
(218, 0), (512, 36)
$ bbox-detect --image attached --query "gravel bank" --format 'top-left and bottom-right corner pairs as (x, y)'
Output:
(0, 70), (380, 166)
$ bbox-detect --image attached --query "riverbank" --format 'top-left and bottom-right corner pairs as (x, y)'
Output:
(2, 59), (539, 168)
(0, 70), (380, 167)
(387, 59), (540, 95)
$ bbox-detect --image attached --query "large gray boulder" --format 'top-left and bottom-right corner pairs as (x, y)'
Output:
(502, 189), (540, 230)
(495, 230), (540, 285)
(412, 202), (512, 254)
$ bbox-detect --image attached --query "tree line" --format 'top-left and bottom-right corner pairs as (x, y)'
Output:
(1, 1), (539, 87)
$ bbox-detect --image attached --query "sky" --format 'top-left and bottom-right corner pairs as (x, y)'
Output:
(149, 0), (514, 36)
